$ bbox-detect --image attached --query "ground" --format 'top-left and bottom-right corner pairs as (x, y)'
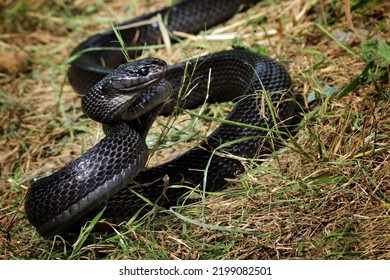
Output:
(0, 0), (389, 259)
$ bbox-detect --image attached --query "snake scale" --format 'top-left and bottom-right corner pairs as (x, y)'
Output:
(25, 0), (301, 238)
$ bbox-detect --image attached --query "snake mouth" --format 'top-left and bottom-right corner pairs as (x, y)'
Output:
(130, 75), (163, 92)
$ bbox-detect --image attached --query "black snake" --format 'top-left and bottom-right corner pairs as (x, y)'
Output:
(25, 0), (301, 238)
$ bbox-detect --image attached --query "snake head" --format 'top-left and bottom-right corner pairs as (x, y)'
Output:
(82, 58), (169, 125)
(107, 58), (167, 94)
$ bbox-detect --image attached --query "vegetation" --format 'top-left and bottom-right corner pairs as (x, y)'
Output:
(0, 0), (389, 259)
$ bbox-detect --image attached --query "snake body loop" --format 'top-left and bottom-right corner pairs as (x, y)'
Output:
(25, 0), (301, 238)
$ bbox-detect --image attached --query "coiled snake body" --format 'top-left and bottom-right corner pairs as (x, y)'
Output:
(25, 0), (301, 238)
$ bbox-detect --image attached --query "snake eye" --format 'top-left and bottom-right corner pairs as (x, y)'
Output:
(137, 67), (149, 76)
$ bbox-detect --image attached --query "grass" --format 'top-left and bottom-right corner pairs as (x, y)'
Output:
(0, 0), (389, 259)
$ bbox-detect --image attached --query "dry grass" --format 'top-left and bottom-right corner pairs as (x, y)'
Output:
(0, 0), (389, 259)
